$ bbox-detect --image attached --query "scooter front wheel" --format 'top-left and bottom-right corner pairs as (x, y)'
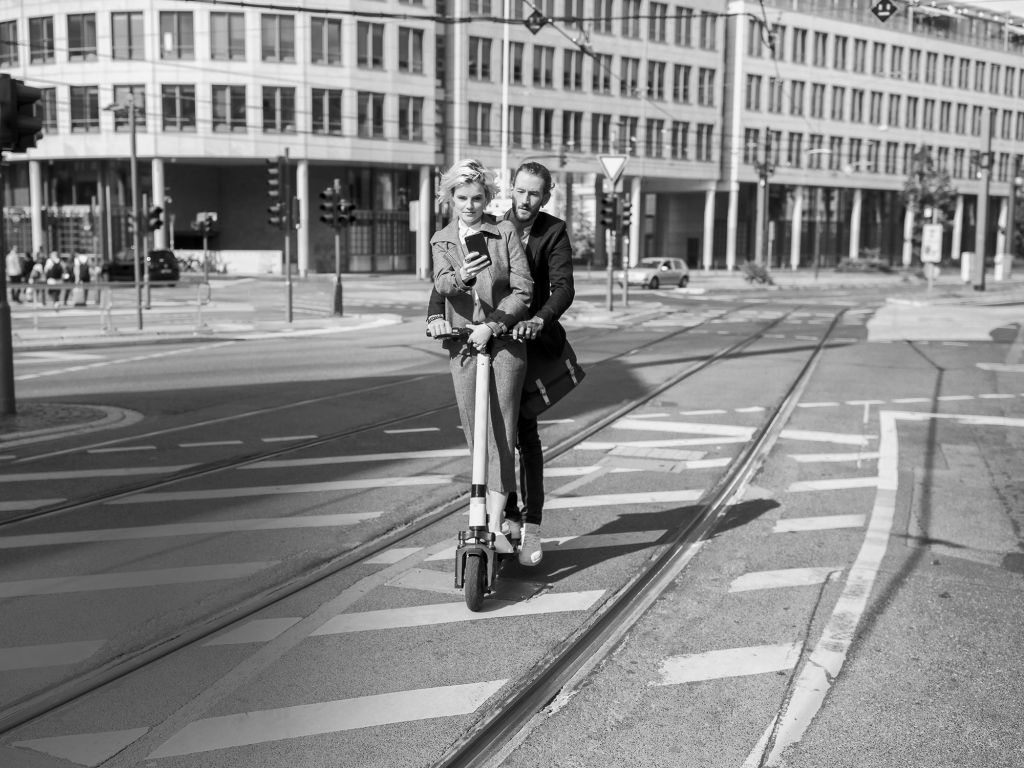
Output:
(463, 553), (487, 612)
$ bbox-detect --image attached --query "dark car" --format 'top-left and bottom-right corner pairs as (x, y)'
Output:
(105, 249), (180, 285)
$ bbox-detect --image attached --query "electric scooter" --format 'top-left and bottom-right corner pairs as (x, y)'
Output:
(429, 326), (521, 611)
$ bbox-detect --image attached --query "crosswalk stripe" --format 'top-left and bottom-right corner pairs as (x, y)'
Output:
(655, 642), (803, 685)
(204, 618), (302, 646)
(773, 515), (866, 532)
(107, 476), (451, 503)
(0, 640), (104, 671)
(545, 489), (702, 509)
(314, 591), (605, 635)
(243, 449), (467, 469)
(614, 419), (754, 437)
(579, 437), (748, 450)
(0, 513), (382, 548)
(729, 567), (841, 593)
(789, 451), (879, 463)
(0, 466), (194, 482)
(146, 681), (508, 758)
(15, 727), (150, 766)
(0, 562), (277, 598)
(426, 531), (667, 563)
(787, 477), (878, 492)
(0, 498), (64, 512)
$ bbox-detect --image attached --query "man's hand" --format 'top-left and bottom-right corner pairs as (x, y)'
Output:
(512, 316), (544, 341)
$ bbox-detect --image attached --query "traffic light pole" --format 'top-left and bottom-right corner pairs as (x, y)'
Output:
(142, 193), (151, 310)
(284, 149), (293, 323)
(0, 158), (15, 415)
(128, 95), (143, 330)
(332, 179), (343, 316)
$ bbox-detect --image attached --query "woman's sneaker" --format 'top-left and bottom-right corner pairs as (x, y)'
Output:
(518, 523), (543, 566)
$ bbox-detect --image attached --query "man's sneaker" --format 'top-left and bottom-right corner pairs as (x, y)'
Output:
(518, 523), (543, 566)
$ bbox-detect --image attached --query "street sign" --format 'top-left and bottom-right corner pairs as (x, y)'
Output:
(598, 155), (628, 188)
(524, 11), (547, 35)
(872, 0), (898, 22)
(921, 223), (943, 263)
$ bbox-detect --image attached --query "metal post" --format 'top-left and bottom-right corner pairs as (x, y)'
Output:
(283, 149), (293, 322)
(332, 178), (343, 316)
(973, 108), (993, 291)
(142, 192), (151, 309)
(128, 93), (143, 329)
(0, 160), (16, 415)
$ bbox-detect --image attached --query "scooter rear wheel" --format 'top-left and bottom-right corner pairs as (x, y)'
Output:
(463, 553), (487, 612)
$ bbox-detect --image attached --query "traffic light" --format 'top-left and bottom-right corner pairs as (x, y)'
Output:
(338, 199), (356, 224)
(319, 186), (338, 227)
(600, 194), (618, 230)
(0, 73), (42, 153)
(266, 156), (288, 230)
(147, 206), (164, 232)
(126, 212), (136, 235)
(620, 199), (632, 233)
(201, 215), (215, 236)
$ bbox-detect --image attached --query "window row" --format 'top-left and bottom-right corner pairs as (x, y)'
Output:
(747, 19), (1024, 97)
(744, 76), (1024, 141)
(32, 85), (426, 140)
(467, 102), (716, 163)
(741, 128), (1021, 183)
(0, 13), (424, 71)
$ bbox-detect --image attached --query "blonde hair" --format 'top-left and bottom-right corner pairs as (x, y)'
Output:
(437, 158), (499, 205)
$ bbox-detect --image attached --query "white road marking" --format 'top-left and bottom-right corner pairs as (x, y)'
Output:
(545, 489), (702, 509)
(789, 451), (879, 463)
(845, 400), (885, 406)
(204, 618), (302, 646)
(0, 640), (104, 670)
(779, 429), (875, 446)
(316, 591), (605, 635)
(0, 562), (276, 598)
(890, 397), (930, 403)
(363, 547), (422, 565)
(796, 402), (839, 408)
(87, 445), (156, 454)
(387, 567), (460, 595)
(773, 514), (866, 532)
(261, 435), (318, 442)
(538, 418), (574, 424)
(243, 448), (467, 469)
(383, 427), (440, 434)
(609, 446), (707, 461)
(735, 406), (766, 413)
(178, 441), (243, 448)
(427, 531), (667, 563)
(579, 437), (749, 449)
(937, 394), (974, 401)
(107, 476), (451, 503)
(15, 728), (150, 767)
(613, 419), (754, 437)
(628, 412), (672, 419)
(147, 681), (508, 758)
(0, 498), (64, 511)
(655, 642), (803, 685)
(729, 567), (840, 593)
(15, 351), (103, 362)
(978, 393), (1014, 399)
(679, 409), (727, 415)
(787, 477), (878, 492)
(0, 513), (381, 549)
(977, 362), (1024, 373)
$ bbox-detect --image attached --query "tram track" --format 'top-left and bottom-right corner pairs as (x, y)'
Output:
(0, 302), (823, 739)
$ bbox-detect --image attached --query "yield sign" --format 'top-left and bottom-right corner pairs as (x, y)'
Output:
(598, 154), (628, 188)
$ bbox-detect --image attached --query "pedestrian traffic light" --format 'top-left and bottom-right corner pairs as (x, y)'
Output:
(126, 212), (136, 235)
(319, 186), (339, 227)
(600, 194), (618, 230)
(620, 199), (632, 233)
(0, 73), (42, 153)
(266, 156), (288, 230)
(147, 206), (164, 232)
(200, 215), (215, 236)
(338, 199), (357, 224)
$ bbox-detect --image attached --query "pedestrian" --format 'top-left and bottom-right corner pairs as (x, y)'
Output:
(430, 158), (533, 551)
(427, 161), (575, 566)
(58, 254), (74, 306)
(6, 246), (23, 302)
(27, 252), (46, 305)
(72, 252), (91, 305)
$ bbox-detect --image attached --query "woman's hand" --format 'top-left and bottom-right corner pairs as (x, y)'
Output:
(459, 251), (490, 283)
(467, 322), (493, 352)
(427, 318), (452, 338)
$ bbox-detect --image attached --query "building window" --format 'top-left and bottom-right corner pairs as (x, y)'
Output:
(112, 85), (145, 131)
(833, 36), (846, 70)
(594, 0), (613, 34)
(925, 52), (937, 84)
(534, 45), (555, 87)
(830, 86), (845, 120)
(938, 100), (951, 132)
(697, 68), (714, 106)
(620, 116), (638, 154)
(310, 16), (341, 65)
(791, 28), (806, 64)
(871, 42), (885, 75)
(469, 0), (492, 14)
(698, 11), (716, 49)
(354, 21), (382, 68)
(311, 88), (343, 135)
(743, 128), (759, 164)
(469, 37), (491, 80)
(564, 49), (584, 91)
(745, 74), (762, 111)
(941, 54), (955, 86)
(907, 97), (919, 129)
(622, 0), (640, 37)
(771, 25), (786, 61)
(675, 7), (692, 47)
(29, 16), (54, 64)
(262, 86), (296, 133)
(1005, 66), (1016, 97)
(160, 12), (195, 60)
(67, 14), (97, 61)
(952, 148), (965, 179)
(695, 123), (713, 161)
(649, 2), (668, 42)
(0, 20), (17, 66)
(532, 107), (554, 149)
(850, 89), (864, 123)
(593, 54), (613, 94)
(212, 85), (247, 132)
(468, 101), (490, 145)
(111, 12), (143, 61)
(591, 113), (612, 153)
(398, 27), (423, 73)
(648, 61), (666, 100)
(808, 134), (823, 168)
(990, 63), (1001, 95)
(508, 42), (524, 85)
(812, 32), (827, 67)
(563, 110), (583, 152)
(747, 17), (766, 58)
(891, 46), (903, 78)
(262, 15), (295, 63)
(397, 95), (423, 141)
(619, 57), (640, 97)
(670, 120), (689, 160)
(866, 139), (880, 172)
(809, 83), (824, 119)
(507, 105), (523, 148)
(923, 99), (935, 131)
(37, 87), (57, 133)
(767, 77), (783, 114)
(869, 91), (883, 124)
(888, 94), (901, 127)
(852, 38), (866, 73)
(69, 85), (100, 132)
(358, 91), (386, 138)
(645, 118), (665, 158)
(161, 85), (196, 131)
(829, 136), (843, 170)
(849, 137), (862, 168)
(885, 142), (899, 174)
(673, 64), (690, 103)
(958, 57), (970, 89)
(955, 103), (966, 134)
(212, 13), (246, 60)
(908, 49), (921, 82)
(973, 61), (984, 91)
(786, 132), (803, 168)
(790, 80), (805, 116)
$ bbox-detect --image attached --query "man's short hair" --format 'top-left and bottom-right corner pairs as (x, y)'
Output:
(513, 161), (554, 194)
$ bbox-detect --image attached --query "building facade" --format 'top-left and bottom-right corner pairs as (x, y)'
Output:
(0, 0), (1021, 275)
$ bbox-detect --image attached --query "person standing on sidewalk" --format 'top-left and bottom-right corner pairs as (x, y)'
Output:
(6, 247), (24, 302)
(427, 161), (575, 566)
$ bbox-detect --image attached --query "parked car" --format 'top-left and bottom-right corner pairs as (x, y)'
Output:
(615, 257), (690, 289)
(104, 249), (180, 285)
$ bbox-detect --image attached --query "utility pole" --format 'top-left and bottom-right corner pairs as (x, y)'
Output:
(973, 108), (993, 291)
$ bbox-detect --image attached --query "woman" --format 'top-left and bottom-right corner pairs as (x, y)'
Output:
(431, 159), (533, 547)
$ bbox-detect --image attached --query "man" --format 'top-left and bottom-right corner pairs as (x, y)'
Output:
(6, 247), (24, 303)
(427, 161), (575, 566)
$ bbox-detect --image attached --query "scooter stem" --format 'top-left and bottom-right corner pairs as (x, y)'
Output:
(468, 348), (491, 528)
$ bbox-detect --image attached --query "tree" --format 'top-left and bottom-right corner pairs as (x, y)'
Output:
(900, 146), (958, 262)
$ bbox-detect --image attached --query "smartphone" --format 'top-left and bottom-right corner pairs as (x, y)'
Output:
(464, 232), (491, 268)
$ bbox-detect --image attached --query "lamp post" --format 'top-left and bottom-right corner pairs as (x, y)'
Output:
(105, 92), (143, 330)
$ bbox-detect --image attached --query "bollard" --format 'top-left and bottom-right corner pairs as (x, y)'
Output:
(102, 285), (115, 334)
(194, 282), (211, 333)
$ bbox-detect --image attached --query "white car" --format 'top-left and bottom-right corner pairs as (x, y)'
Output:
(616, 257), (690, 289)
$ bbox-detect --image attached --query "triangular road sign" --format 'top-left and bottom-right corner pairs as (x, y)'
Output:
(598, 154), (628, 187)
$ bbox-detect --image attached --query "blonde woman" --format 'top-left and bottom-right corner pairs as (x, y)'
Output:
(431, 159), (533, 547)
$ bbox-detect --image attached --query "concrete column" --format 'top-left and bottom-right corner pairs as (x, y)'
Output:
(902, 207), (914, 266)
(628, 175), (641, 267)
(848, 188), (862, 260)
(417, 165), (433, 279)
(150, 158), (166, 250)
(790, 186), (803, 270)
(702, 187), (715, 271)
(28, 160), (43, 254)
(295, 159), (309, 275)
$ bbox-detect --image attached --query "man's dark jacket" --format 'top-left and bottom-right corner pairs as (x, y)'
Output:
(427, 209), (574, 356)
